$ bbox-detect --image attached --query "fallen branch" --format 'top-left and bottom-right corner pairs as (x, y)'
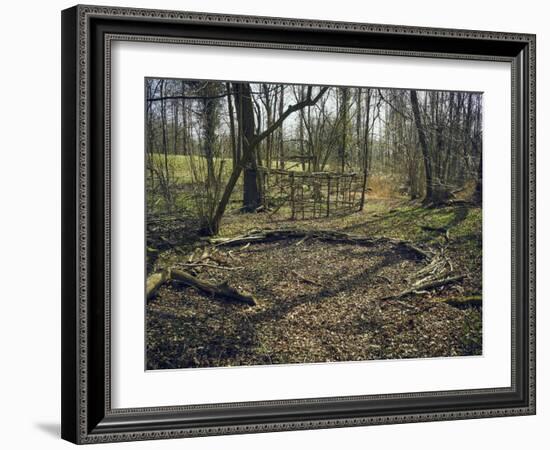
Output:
(210, 229), (432, 261)
(146, 269), (256, 306)
(291, 270), (325, 287)
(381, 274), (466, 301)
(180, 262), (244, 271)
(146, 270), (169, 299)
(210, 229), (371, 246)
(171, 269), (257, 306)
(188, 247), (211, 263)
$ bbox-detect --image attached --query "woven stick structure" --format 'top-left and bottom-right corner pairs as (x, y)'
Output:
(258, 167), (365, 219)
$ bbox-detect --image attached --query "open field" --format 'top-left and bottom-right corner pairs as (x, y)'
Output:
(149, 153), (314, 180)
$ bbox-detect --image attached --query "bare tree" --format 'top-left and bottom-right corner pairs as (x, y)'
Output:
(208, 84), (329, 234)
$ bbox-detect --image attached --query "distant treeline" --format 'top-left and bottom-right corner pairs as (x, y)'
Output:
(146, 79), (482, 234)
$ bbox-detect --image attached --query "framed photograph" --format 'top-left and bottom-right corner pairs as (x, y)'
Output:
(61, 4), (536, 444)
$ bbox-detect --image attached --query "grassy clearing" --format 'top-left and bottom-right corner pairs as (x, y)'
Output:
(147, 153), (378, 214)
(149, 153), (315, 184)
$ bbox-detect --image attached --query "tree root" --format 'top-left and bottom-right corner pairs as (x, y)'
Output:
(149, 228), (463, 308)
(146, 268), (257, 306)
(209, 228), (432, 261)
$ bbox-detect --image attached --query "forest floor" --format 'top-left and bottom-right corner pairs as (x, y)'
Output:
(146, 198), (482, 370)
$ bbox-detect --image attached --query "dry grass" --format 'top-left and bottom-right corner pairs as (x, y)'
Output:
(366, 174), (404, 199)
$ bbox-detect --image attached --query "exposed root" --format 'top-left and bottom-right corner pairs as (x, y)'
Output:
(209, 228), (432, 261)
(150, 228), (466, 309)
(146, 268), (257, 306)
(171, 269), (257, 306)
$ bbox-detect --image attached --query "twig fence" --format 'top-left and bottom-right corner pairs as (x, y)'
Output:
(258, 167), (365, 219)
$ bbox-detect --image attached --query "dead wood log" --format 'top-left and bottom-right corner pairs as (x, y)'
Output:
(181, 262), (244, 271)
(146, 270), (170, 300)
(146, 268), (256, 305)
(381, 274), (466, 301)
(210, 229), (369, 246)
(171, 268), (257, 306)
(210, 229), (432, 261)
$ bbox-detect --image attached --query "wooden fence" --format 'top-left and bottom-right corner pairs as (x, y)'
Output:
(259, 167), (365, 219)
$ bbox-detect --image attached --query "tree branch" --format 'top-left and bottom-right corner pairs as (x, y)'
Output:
(251, 87), (329, 147)
(147, 93), (230, 102)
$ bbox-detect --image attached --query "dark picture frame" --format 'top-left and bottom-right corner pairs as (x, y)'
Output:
(61, 4), (536, 444)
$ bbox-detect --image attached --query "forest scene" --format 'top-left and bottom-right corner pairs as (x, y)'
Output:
(145, 78), (483, 370)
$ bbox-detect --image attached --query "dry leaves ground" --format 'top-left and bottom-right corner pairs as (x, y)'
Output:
(147, 200), (482, 369)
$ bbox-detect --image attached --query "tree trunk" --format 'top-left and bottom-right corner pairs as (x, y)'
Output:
(226, 82), (238, 169)
(172, 99), (179, 155)
(208, 86), (328, 235)
(181, 80), (188, 155)
(202, 82), (218, 185)
(277, 85), (285, 169)
(235, 83), (261, 212)
(359, 89), (371, 210)
(339, 87), (349, 172)
(472, 98), (483, 205)
(473, 141), (482, 204)
(299, 86), (306, 171)
(410, 90), (434, 204)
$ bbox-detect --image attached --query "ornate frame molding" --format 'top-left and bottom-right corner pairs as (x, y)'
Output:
(61, 4), (536, 444)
